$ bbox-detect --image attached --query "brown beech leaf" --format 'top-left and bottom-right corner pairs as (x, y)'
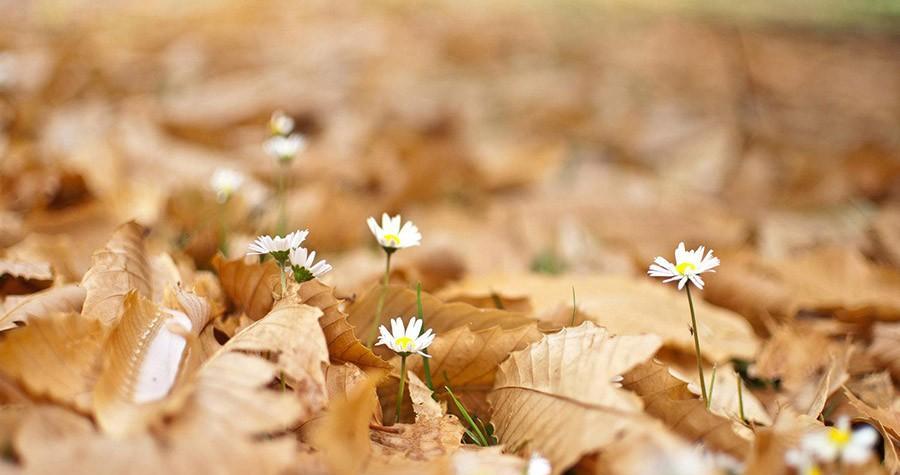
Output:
(296, 279), (391, 371)
(870, 322), (900, 381)
(369, 415), (465, 464)
(311, 372), (379, 475)
(348, 284), (540, 346)
(0, 312), (106, 412)
(325, 362), (384, 424)
(488, 322), (663, 474)
(405, 323), (542, 417)
(0, 259), (54, 296)
(220, 297), (329, 425)
(440, 273), (758, 362)
(621, 360), (751, 457)
(407, 372), (442, 420)
(710, 247), (900, 322)
(93, 289), (213, 436)
(212, 254), (278, 320)
(0, 283), (86, 331)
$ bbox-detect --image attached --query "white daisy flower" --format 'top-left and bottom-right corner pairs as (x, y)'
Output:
(289, 246), (332, 283)
(246, 229), (308, 263)
(801, 416), (878, 465)
(269, 110), (295, 136)
(648, 242), (720, 290)
(209, 168), (245, 203)
(376, 316), (434, 357)
(786, 448), (822, 475)
(264, 133), (306, 163)
(367, 213), (422, 251)
(526, 453), (551, 475)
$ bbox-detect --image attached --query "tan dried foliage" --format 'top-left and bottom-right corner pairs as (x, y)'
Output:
(0, 283), (85, 331)
(488, 322), (663, 474)
(212, 254), (278, 321)
(296, 279), (391, 371)
(311, 372), (379, 475)
(440, 273), (758, 361)
(621, 360), (751, 457)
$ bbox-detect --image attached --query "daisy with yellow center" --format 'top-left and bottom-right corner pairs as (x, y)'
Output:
(376, 316), (435, 423)
(801, 416), (878, 465)
(647, 242), (720, 406)
(365, 213), (422, 347)
(247, 229), (308, 295)
(288, 246), (332, 283)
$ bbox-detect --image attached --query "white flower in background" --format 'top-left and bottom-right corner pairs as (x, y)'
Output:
(288, 246), (332, 283)
(376, 316), (434, 357)
(801, 416), (878, 465)
(209, 167), (245, 203)
(367, 213), (422, 251)
(526, 453), (551, 475)
(264, 133), (306, 163)
(269, 110), (294, 136)
(648, 242), (720, 290)
(786, 448), (822, 475)
(246, 229), (308, 263)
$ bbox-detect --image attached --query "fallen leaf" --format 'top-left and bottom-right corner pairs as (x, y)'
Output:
(0, 283), (85, 331)
(440, 273), (758, 362)
(0, 312), (105, 411)
(212, 254), (278, 321)
(0, 258), (53, 296)
(870, 322), (900, 382)
(296, 279), (391, 371)
(311, 371), (379, 475)
(488, 321), (663, 474)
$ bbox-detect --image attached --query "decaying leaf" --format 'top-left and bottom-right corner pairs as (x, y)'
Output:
(311, 372), (379, 475)
(0, 258), (54, 296)
(440, 273), (758, 362)
(0, 312), (106, 411)
(296, 279), (391, 371)
(488, 322), (663, 474)
(0, 283), (85, 331)
(621, 360), (752, 457)
(212, 255), (278, 321)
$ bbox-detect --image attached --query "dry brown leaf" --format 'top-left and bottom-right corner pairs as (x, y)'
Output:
(405, 323), (542, 417)
(743, 409), (823, 475)
(369, 415), (465, 464)
(870, 322), (900, 381)
(0, 312), (105, 411)
(212, 254), (278, 321)
(0, 283), (85, 331)
(93, 290), (212, 436)
(311, 372), (379, 475)
(348, 284), (540, 347)
(80, 221), (152, 324)
(872, 205), (900, 268)
(0, 258), (54, 293)
(219, 297), (329, 425)
(440, 273), (758, 362)
(407, 371), (442, 420)
(488, 322), (663, 474)
(325, 362), (384, 424)
(296, 279), (391, 371)
(621, 360), (751, 457)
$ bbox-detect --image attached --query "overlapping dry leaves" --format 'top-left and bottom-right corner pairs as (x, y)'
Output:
(1, 0), (900, 474)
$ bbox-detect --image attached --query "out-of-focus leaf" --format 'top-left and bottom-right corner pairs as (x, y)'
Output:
(212, 255), (278, 321)
(0, 284), (85, 331)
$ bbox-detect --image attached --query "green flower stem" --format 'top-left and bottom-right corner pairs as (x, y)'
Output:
(737, 371), (746, 422)
(395, 354), (408, 424)
(707, 364), (717, 409)
(367, 250), (392, 348)
(446, 386), (488, 446)
(279, 264), (287, 298)
(685, 285), (708, 403)
(276, 165), (287, 236)
(217, 201), (229, 257)
(416, 282), (434, 391)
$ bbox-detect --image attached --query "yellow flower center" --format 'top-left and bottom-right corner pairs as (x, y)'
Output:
(806, 467), (822, 475)
(383, 233), (401, 246)
(828, 427), (851, 447)
(675, 262), (696, 275)
(394, 336), (413, 350)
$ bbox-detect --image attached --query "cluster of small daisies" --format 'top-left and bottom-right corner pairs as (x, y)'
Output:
(246, 229), (332, 285)
(264, 110), (306, 163)
(786, 417), (878, 474)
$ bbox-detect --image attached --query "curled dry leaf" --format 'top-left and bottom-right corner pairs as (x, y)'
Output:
(405, 323), (542, 416)
(311, 371), (379, 475)
(369, 415), (465, 465)
(212, 255), (278, 321)
(440, 273), (758, 362)
(220, 298), (329, 425)
(0, 258), (54, 296)
(325, 362), (384, 424)
(621, 360), (752, 458)
(488, 321), (663, 474)
(296, 279), (391, 371)
(80, 221), (152, 324)
(0, 283), (85, 331)
(93, 289), (212, 436)
(0, 312), (105, 411)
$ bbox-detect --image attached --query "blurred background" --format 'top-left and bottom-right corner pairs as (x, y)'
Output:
(1, 0), (899, 295)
